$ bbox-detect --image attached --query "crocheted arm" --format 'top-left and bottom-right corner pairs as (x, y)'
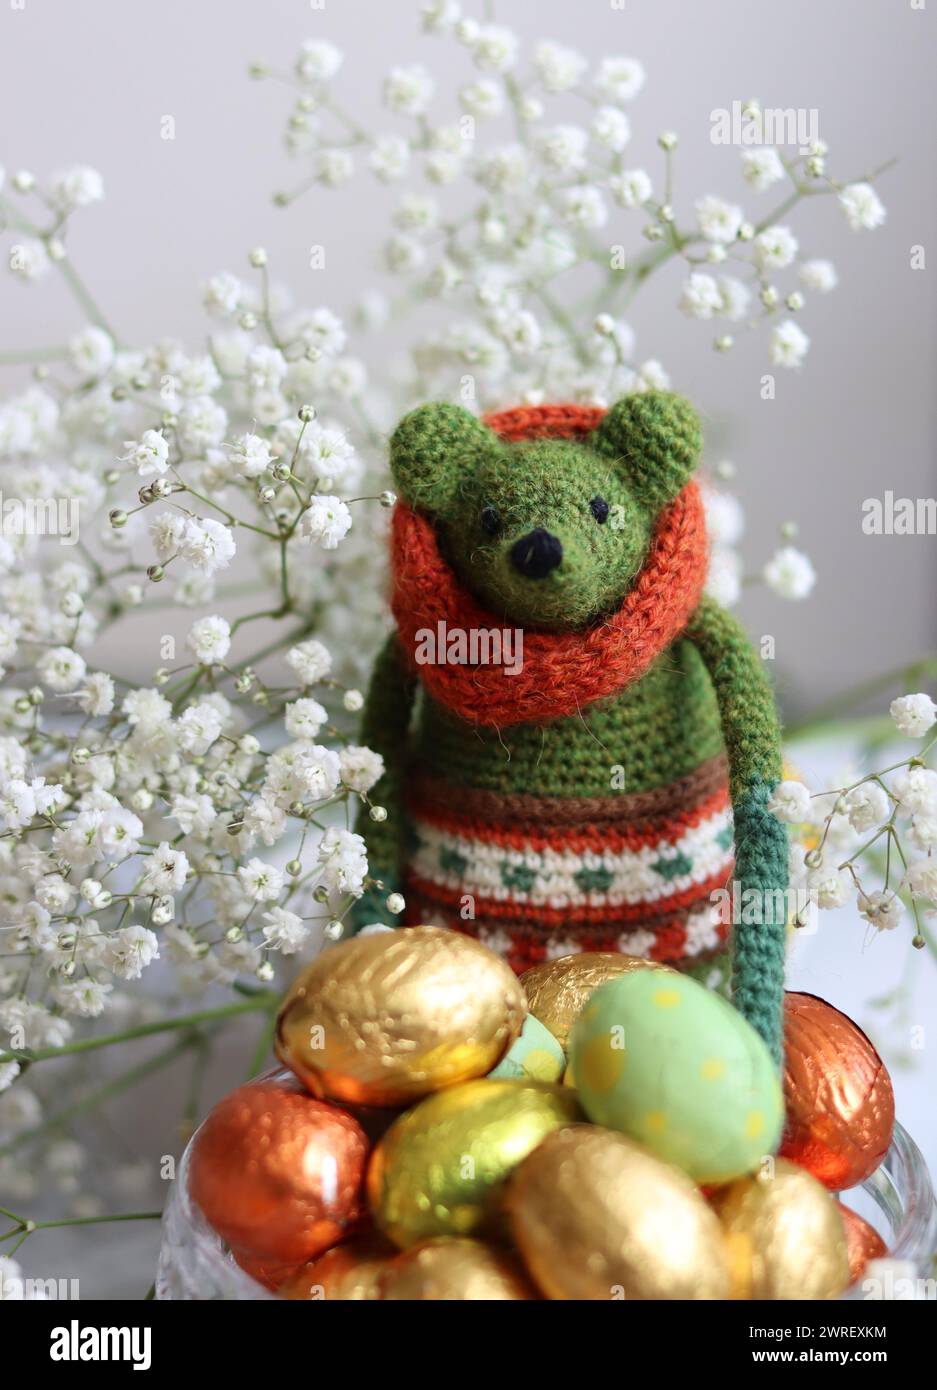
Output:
(349, 632), (417, 932)
(685, 596), (788, 1064)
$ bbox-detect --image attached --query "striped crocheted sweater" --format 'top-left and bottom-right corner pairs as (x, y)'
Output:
(354, 397), (789, 1061)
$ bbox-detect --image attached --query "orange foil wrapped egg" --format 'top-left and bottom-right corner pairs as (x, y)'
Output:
(189, 1078), (369, 1266)
(779, 992), (894, 1190)
(837, 1202), (888, 1285)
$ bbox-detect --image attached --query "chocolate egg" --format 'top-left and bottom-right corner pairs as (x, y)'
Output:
(569, 969), (783, 1183)
(381, 1238), (536, 1300)
(489, 1013), (565, 1083)
(507, 1125), (730, 1300)
(279, 1234), (394, 1301)
(520, 951), (667, 1049)
(836, 1202), (888, 1285)
(712, 1158), (850, 1299)
(780, 992), (895, 1190)
(233, 1251), (304, 1292)
(189, 1078), (368, 1266)
(276, 926), (527, 1106)
(367, 1078), (581, 1248)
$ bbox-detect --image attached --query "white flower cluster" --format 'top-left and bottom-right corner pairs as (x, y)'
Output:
(773, 693), (937, 943)
(0, 165), (397, 1133)
(701, 475), (815, 609)
(267, 17), (888, 400)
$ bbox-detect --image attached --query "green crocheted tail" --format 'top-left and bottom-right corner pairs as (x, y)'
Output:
(686, 597), (788, 1064)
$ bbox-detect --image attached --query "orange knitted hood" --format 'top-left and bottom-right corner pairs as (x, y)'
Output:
(390, 403), (709, 729)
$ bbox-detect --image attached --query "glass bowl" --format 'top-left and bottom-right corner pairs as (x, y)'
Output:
(156, 1106), (937, 1301)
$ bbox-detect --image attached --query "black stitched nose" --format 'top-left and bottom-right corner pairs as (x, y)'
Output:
(510, 528), (563, 579)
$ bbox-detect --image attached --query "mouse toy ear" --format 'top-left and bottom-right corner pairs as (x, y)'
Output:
(588, 390), (702, 512)
(389, 402), (503, 515)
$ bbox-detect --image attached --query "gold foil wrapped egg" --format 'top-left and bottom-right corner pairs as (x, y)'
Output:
(779, 992), (895, 1190)
(836, 1202), (888, 1285)
(506, 1124), (730, 1300)
(367, 1078), (581, 1248)
(381, 1238), (536, 1300)
(712, 1158), (850, 1299)
(276, 926), (527, 1107)
(520, 951), (667, 1049)
(279, 1234), (394, 1301)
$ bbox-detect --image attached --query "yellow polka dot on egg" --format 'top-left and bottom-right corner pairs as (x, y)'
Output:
(701, 1058), (725, 1081)
(523, 1049), (562, 1081)
(652, 988), (682, 1009)
(744, 1110), (765, 1139)
(576, 1033), (625, 1094)
(644, 1110), (668, 1134)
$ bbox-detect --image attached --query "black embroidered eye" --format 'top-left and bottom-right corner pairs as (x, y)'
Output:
(590, 496), (610, 524)
(480, 505), (501, 536)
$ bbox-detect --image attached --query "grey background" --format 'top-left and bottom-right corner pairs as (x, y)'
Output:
(0, 0), (935, 1299)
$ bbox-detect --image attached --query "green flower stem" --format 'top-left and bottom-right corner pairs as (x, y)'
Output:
(786, 656), (937, 739)
(0, 345), (68, 365)
(56, 257), (120, 343)
(1, 1210), (162, 1260)
(0, 1035), (197, 1160)
(0, 992), (277, 1068)
(244, 1003), (279, 1082)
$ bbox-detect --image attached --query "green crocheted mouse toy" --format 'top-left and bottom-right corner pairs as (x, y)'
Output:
(351, 392), (789, 1061)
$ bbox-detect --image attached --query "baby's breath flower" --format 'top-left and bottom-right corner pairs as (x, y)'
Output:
(471, 23), (519, 74)
(763, 545), (816, 599)
(186, 615), (231, 665)
(839, 181), (886, 231)
(740, 148), (784, 191)
(609, 168), (652, 208)
(298, 495), (353, 550)
(383, 64), (435, 116)
(889, 693), (937, 739)
(754, 224), (799, 270)
(857, 890), (902, 932)
(594, 55), (645, 102)
(768, 779), (812, 824)
(261, 906), (308, 954)
(286, 638), (332, 685)
(296, 39), (344, 85)
(799, 259), (838, 293)
(695, 196), (744, 244)
(769, 319), (810, 369)
(36, 646), (86, 692)
(121, 429), (169, 478)
(237, 857), (283, 902)
(843, 782), (890, 832)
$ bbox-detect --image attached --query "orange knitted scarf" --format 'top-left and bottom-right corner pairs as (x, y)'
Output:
(390, 404), (709, 729)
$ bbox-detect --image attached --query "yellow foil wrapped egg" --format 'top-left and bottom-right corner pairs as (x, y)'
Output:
(278, 1234), (394, 1301)
(276, 926), (527, 1107)
(367, 1078), (581, 1248)
(520, 951), (667, 1050)
(381, 1238), (536, 1300)
(506, 1125), (730, 1300)
(712, 1158), (850, 1299)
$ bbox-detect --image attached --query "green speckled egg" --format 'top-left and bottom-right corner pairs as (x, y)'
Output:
(569, 970), (783, 1183)
(489, 1014), (566, 1083)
